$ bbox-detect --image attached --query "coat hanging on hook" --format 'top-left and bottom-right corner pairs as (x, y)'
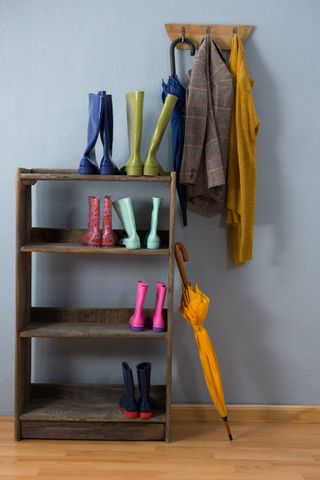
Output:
(179, 34), (234, 216)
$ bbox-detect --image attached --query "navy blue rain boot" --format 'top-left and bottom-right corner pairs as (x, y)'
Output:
(78, 91), (105, 175)
(137, 362), (154, 419)
(99, 94), (119, 175)
(119, 362), (139, 419)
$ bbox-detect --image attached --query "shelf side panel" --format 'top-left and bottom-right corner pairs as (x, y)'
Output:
(166, 172), (176, 442)
(15, 169), (32, 440)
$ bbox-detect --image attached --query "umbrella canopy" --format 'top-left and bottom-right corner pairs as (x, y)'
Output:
(175, 241), (233, 440)
(162, 76), (188, 226)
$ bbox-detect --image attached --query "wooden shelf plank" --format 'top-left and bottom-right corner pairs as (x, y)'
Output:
(19, 169), (171, 183)
(165, 24), (253, 50)
(20, 322), (168, 339)
(21, 242), (170, 255)
(20, 384), (166, 423)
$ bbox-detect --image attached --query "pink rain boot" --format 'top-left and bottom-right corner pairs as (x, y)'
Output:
(102, 195), (117, 247)
(80, 195), (102, 247)
(152, 281), (167, 332)
(130, 280), (148, 332)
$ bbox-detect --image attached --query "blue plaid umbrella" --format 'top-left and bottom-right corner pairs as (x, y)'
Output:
(162, 76), (187, 226)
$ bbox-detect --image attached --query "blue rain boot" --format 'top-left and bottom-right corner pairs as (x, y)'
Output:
(78, 91), (105, 175)
(99, 93), (119, 175)
(137, 362), (155, 419)
(119, 362), (139, 419)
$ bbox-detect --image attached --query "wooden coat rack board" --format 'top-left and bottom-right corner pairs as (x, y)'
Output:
(165, 24), (253, 50)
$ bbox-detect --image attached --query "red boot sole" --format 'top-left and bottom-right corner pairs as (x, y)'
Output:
(119, 407), (139, 419)
(139, 411), (154, 420)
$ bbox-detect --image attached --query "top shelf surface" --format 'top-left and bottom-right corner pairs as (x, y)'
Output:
(19, 169), (172, 183)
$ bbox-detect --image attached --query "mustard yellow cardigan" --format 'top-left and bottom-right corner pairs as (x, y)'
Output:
(227, 34), (260, 266)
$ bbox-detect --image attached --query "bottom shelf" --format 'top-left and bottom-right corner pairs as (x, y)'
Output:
(19, 383), (166, 440)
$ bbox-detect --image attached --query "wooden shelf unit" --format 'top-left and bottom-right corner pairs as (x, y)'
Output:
(16, 168), (176, 441)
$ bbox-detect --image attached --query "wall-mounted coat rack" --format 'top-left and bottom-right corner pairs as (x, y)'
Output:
(165, 24), (253, 50)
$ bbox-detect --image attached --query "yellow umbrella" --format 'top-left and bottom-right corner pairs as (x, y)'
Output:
(175, 242), (233, 441)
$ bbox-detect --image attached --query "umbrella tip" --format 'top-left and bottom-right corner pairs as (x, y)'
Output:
(223, 417), (233, 441)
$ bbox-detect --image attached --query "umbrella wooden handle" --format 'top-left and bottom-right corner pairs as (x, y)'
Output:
(174, 242), (189, 287)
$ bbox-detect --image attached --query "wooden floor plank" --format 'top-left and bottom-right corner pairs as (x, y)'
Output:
(0, 418), (320, 479)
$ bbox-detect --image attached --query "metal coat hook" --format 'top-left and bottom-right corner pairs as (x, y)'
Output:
(181, 26), (185, 43)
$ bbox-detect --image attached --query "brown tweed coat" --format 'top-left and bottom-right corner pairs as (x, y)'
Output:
(180, 36), (233, 216)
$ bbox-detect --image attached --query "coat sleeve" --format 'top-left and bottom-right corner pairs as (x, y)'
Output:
(180, 46), (208, 185)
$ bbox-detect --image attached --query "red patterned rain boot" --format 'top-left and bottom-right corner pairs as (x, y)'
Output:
(80, 195), (102, 247)
(102, 195), (117, 247)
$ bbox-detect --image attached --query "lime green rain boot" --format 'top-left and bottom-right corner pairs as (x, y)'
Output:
(146, 197), (162, 249)
(113, 197), (141, 250)
(125, 91), (144, 176)
(143, 94), (178, 176)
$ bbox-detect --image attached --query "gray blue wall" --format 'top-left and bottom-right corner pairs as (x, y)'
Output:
(1, 0), (320, 414)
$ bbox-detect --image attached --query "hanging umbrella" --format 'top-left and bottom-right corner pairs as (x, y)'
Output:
(162, 31), (196, 226)
(174, 241), (233, 441)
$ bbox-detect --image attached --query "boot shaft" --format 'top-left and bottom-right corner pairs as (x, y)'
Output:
(120, 362), (138, 417)
(86, 195), (101, 246)
(146, 197), (162, 249)
(88, 195), (100, 229)
(134, 280), (148, 311)
(125, 91), (144, 176)
(154, 281), (167, 315)
(150, 197), (161, 232)
(102, 195), (117, 247)
(127, 91), (144, 155)
(137, 362), (151, 398)
(103, 195), (112, 227)
(101, 94), (113, 158)
(113, 197), (140, 249)
(80, 91), (105, 172)
(100, 94), (117, 175)
(136, 362), (153, 418)
(129, 280), (148, 331)
(146, 94), (178, 157)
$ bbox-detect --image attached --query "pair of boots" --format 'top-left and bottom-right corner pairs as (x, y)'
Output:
(125, 91), (178, 176)
(81, 195), (117, 247)
(79, 91), (118, 175)
(113, 196), (162, 250)
(120, 362), (154, 419)
(130, 280), (167, 332)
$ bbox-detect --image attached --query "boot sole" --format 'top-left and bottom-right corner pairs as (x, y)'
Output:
(78, 166), (99, 175)
(130, 324), (145, 332)
(147, 241), (160, 250)
(119, 407), (139, 419)
(140, 411), (154, 420)
(152, 327), (166, 333)
(126, 166), (143, 176)
(100, 169), (115, 175)
(143, 166), (161, 176)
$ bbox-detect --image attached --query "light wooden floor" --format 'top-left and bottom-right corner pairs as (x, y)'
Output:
(1, 417), (320, 479)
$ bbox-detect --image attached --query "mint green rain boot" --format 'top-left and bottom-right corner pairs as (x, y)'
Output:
(113, 197), (141, 250)
(146, 197), (162, 249)
(125, 91), (144, 176)
(143, 94), (178, 176)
